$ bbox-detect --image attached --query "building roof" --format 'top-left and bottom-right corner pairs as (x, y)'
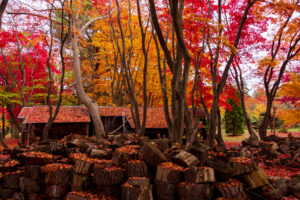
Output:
(17, 107), (33, 119)
(19, 106), (204, 129)
(22, 106), (90, 124)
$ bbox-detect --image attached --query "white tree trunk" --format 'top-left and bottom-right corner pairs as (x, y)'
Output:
(72, 34), (105, 139)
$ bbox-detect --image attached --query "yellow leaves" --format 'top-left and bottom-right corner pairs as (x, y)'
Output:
(258, 57), (279, 69)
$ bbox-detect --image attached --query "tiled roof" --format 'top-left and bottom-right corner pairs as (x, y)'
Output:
(22, 106), (90, 124)
(17, 107), (33, 119)
(19, 106), (204, 129)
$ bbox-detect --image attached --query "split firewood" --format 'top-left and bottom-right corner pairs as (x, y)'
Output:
(74, 158), (94, 175)
(215, 179), (247, 200)
(172, 150), (200, 168)
(24, 165), (41, 181)
(112, 145), (139, 166)
(207, 154), (233, 181)
(89, 149), (107, 159)
(3, 170), (24, 189)
(122, 182), (153, 200)
(45, 183), (69, 198)
(154, 179), (176, 200)
(126, 160), (149, 177)
(41, 163), (73, 184)
(72, 173), (92, 191)
(177, 182), (214, 200)
(140, 142), (167, 166)
(229, 157), (257, 176)
(241, 169), (269, 189)
(127, 177), (150, 187)
(184, 166), (215, 183)
(65, 191), (99, 200)
(155, 162), (184, 184)
(93, 166), (124, 185)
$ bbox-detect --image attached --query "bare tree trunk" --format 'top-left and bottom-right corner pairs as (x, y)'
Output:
(216, 108), (224, 146)
(1, 105), (8, 148)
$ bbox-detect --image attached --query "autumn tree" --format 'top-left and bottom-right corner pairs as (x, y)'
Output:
(257, 0), (300, 139)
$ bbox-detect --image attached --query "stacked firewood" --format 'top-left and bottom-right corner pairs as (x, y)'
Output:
(0, 133), (299, 200)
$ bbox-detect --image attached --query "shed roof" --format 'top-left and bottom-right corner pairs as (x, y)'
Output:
(17, 107), (33, 119)
(22, 106), (90, 124)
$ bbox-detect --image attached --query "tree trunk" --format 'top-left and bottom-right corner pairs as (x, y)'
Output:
(1, 105), (8, 148)
(259, 100), (272, 140)
(216, 108), (225, 147)
(72, 33), (105, 139)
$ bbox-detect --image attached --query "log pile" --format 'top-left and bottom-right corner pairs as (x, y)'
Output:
(0, 133), (299, 199)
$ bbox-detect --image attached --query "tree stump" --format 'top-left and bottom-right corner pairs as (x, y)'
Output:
(140, 143), (167, 166)
(65, 191), (99, 200)
(3, 170), (24, 189)
(229, 157), (257, 176)
(126, 160), (149, 177)
(155, 162), (184, 184)
(122, 182), (153, 200)
(241, 169), (269, 189)
(45, 183), (69, 198)
(112, 145), (139, 166)
(184, 166), (215, 183)
(127, 177), (150, 187)
(215, 179), (246, 200)
(177, 182), (214, 200)
(74, 158), (94, 175)
(72, 174), (92, 191)
(172, 150), (200, 168)
(93, 167), (124, 185)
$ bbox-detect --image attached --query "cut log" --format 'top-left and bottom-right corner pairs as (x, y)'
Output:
(155, 138), (170, 153)
(154, 179), (176, 200)
(3, 170), (24, 189)
(215, 179), (247, 200)
(140, 143), (167, 166)
(20, 176), (41, 194)
(229, 157), (257, 176)
(184, 166), (215, 183)
(71, 173), (92, 191)
(93, 167), (124, 185)
(45, 168), (73, 185)
(207, 155), (233, 181)
(172, 150), (200, 168)
(242, 135), (259, 147)
(241, 169), (269, 189)
(112, 146), (139, 166)
(45, 184), (69, 198)
(18, 151), (54, 165)
(126, 160), (149, 177)
(74, 159), (94, 175)
(93, 159), (113, 170)
(122, 182), (153, 200)
(127, 177), (150, 187)
(261, 141), (279, 154)
(25, 165), (42, 181)
(65, 191), (99, 200)
(89, 149), (107, 159)
(155, 162), (184, 184)
(177, 182), (214, 200)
